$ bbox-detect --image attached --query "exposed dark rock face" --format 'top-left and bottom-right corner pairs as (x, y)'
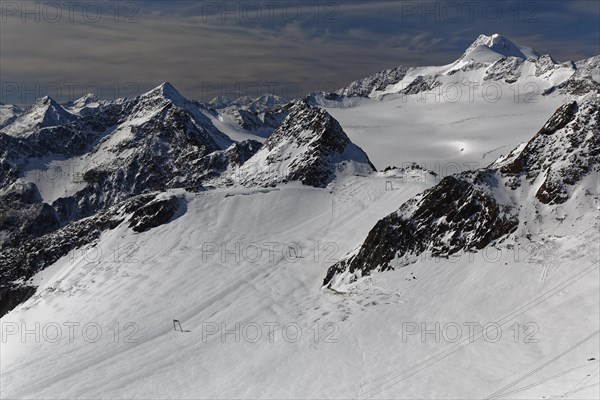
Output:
(128, 195), (183, 233)
(0, 182), (60, 249)
(193, 139), (262, 183)
(0, 286), (36, 318)
(500, 100), (599, 204)
(484, 56), (524, 82)
(337, 66), (409, 97)
(323, 175), (518, 286)
(542, 56), (600, 97)
(534, 54), (559, 76)
(543, 78), (600, 97)
(400, 75), (441, 95)
(0, 211), (112, 317)
(324, 97), (600, 287)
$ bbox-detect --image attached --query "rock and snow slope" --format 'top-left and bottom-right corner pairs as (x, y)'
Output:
(324, 96), (600, 288)
(235, 102), (375, 187)
(2, 97), (76, 137)
(0, 83), (375, 317)
(0, 34), (598, 399)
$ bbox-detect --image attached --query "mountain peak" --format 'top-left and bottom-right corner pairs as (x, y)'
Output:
(76, 93), (99, 103)
(209, 95), (233, 107)
(35, 95), (58, 106)
(141, 82), (187, 107)
(31, 96), (71, 116)
(236, 102), (375, 187)
(1, 95), (75, 136)
(460, 33), (539, 64)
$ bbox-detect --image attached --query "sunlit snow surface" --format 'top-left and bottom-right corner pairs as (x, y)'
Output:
(2, 169), (598, 398)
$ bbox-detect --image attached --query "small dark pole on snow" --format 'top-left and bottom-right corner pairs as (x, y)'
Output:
(173, 319), (191, 332)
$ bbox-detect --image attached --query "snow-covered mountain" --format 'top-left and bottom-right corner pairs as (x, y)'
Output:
(333, 34), (594, 101)
(306, 33), (600, 171)
(0, 82), (375, 314)
(459, 33), (539, 64)
(1, 34), (598, 399)
(64, 93), (106, 117)
(323, 95), (599, 288)
(235, 102), (375, 187)
(217, 106), (290, 138)
(2, 96), (76, 137)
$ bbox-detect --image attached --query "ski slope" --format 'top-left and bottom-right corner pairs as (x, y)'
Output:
(1, 169), (598, 399)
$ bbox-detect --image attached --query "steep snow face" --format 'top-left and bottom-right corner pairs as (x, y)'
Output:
(324, 96), (600, 287)
(235, 102), (375, 187)
(2, 97), (76, 137)
(460, 34), (539, 64)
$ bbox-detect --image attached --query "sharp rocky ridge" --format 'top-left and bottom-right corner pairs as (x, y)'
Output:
(326, 33), (600, 101)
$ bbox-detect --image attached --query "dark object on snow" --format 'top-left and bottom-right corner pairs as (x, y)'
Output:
(0, 285), (36, 317)
(129, 195), (183, 233)
(173, 319), (191, 332)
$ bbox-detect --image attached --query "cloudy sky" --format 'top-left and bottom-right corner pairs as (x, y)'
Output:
(1, 0), (599, 104)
